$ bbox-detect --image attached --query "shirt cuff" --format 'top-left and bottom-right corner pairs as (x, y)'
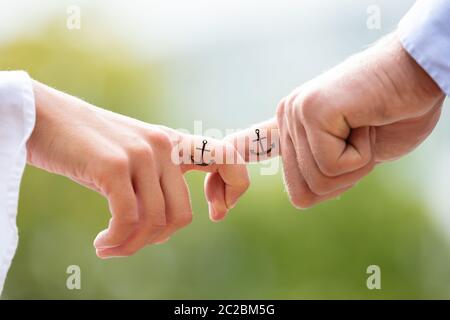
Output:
(398, 0), (450, 96)
(0, 71), (36, 295)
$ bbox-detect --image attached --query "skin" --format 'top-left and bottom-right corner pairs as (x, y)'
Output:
(27, 80), (249, 258)
(24, 30), (445, 258)
(228, 31), (445, 209)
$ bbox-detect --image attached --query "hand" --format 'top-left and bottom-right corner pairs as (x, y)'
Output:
(227, 32), (444, 208)
(27, 81), (249, 258)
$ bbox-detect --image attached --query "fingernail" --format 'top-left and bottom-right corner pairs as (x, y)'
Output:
(209, 202), (224, 222)
(215, 206), (228, 221)
(100, 255), (122, 260)
(97, 249), (123, 259)
(208, 202), (217, 221)
(94, 241), (117, 250)
(93, 230), (111, 249)
(96, 250), (113, 259)
(94, 239), (108, 249)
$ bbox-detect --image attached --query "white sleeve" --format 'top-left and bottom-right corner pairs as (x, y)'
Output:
(0, 71), (35, 295)
(398, 0), (450, 96)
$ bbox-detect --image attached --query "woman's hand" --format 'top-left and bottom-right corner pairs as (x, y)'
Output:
(27, 80), (249, 258)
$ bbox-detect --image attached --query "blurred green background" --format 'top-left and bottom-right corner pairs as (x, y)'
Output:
(1, 0), (450, 299)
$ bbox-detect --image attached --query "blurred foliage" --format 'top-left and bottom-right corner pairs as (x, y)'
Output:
(1, 23), (450, 299)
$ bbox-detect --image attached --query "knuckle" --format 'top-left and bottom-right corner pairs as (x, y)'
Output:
(173, 212), (193, 228)
(119, 212), (139, 226)
(129, 143), (154, 162)
(285, 184), (315, 209)
(297, 88), (322, 124)
(140, 211), (166, 232)
(307, 177), (333, 196)
(117, 214), (139, 231)
(149, 215), (167, 230)
(276, 98), (287, 123)
(147, 130), (173, 153)
(104, 154), (130, 175)
(290, 193), (315, 209)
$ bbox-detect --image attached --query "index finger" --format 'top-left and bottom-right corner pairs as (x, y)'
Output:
(176, 134), (251, 213)
(223, 118), (280, 163)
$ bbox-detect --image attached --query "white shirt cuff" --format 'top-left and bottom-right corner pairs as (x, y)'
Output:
(0, 71), (35, 295)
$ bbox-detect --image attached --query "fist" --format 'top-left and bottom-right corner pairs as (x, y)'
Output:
(276, 32), (444, 208)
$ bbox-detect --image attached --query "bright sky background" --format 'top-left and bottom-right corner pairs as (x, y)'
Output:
(0, 0), (414, 57)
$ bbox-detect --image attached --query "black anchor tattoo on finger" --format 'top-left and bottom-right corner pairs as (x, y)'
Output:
(191, 139), (215, 166)
(250, 129), (275, 156)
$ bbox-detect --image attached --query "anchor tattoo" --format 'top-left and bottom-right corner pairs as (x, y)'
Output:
(250, 129), (275, 156)
(191, 139), (215, 166)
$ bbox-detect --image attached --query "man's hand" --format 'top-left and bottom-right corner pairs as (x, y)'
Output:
(27, 81), (249, 258)
(227, 32), (444, 209)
